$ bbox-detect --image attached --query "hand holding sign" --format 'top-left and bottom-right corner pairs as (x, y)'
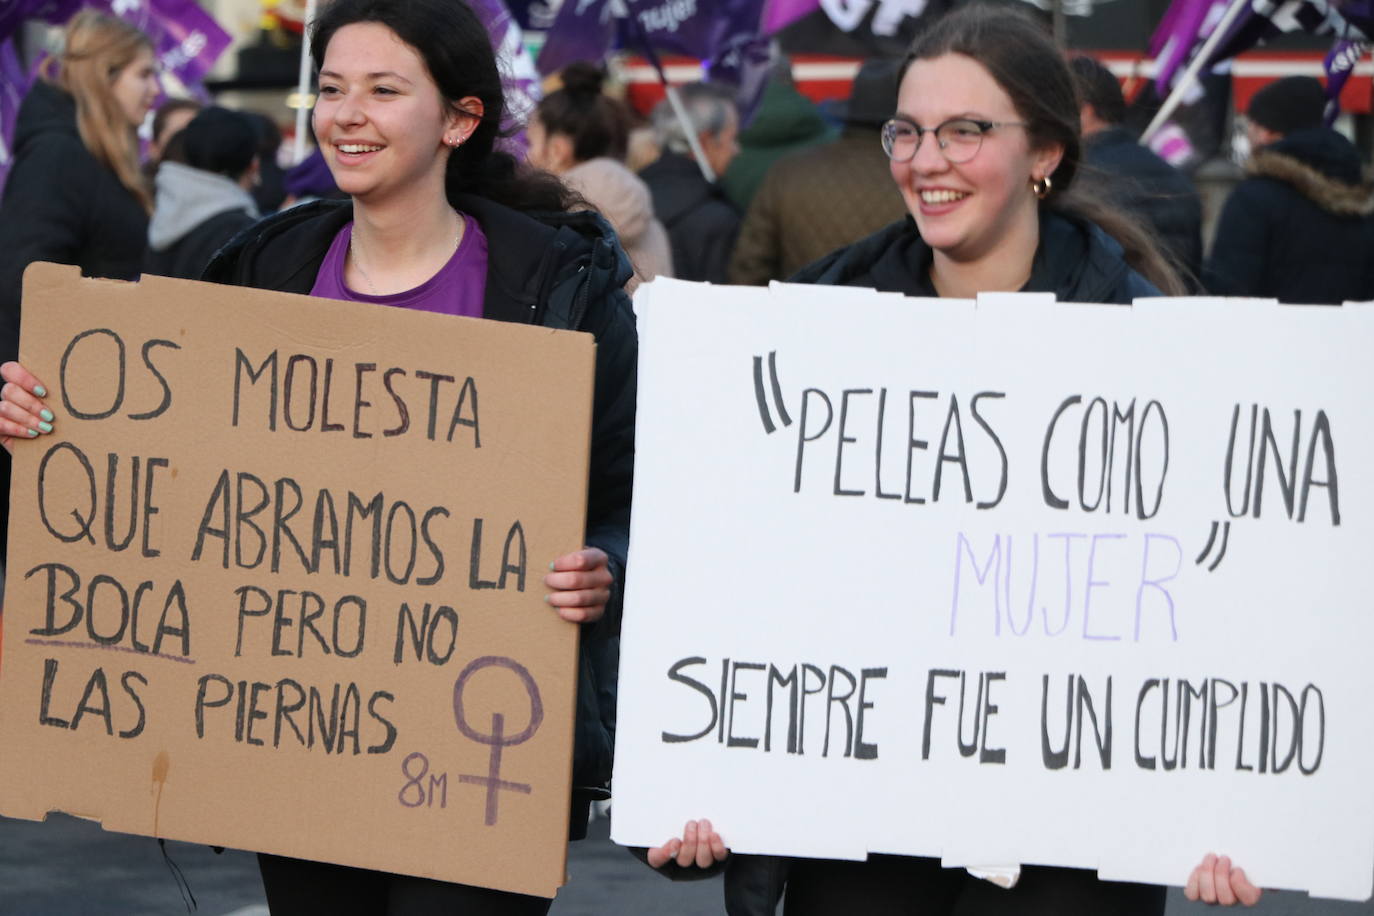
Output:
(0, 360), (54, 451)
(646, 818), (729, 870)
(1186, 854), (1263, 907)
(544, 546), (612, 624)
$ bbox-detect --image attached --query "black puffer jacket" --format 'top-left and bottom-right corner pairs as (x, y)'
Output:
(205, 194), (637, 839)
(0, 79), (148, 363)
(639, 152), (740, 284)
(1205, 128), (1374, 304)
(1083, 126), (1203, 287)
(792, 208), (1160, 303)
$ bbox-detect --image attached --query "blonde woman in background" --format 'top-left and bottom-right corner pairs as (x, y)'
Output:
(0, 9), (158, 576)
(0, 10), (158, 354)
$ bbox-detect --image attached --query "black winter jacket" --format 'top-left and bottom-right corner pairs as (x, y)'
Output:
(639, 152), (740, 284)
(0, 79), (148, 363)
(1082, 126), (1203, 287)
(0, 79), (150, 572)
(1205, 128), (1374, 304)
(791, 208), (1160, 303)
(205, 195), (637, 839)
(147, 208), (257, 281)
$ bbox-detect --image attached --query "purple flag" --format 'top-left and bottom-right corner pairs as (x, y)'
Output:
(1323, 36), (1370, 122)
(1150, 0), (1231, 93)
(0, 35), (29, 194)
(536, 0), (621, 77)
(90, 0), (231, 89)
(536, 0), (773, 127)
(761, 0), (818, 34)
(1208, 0), (1370, 64)
(538, 0), (767, 75)
(468, 0), (542, 154)
(704, 30), (770, 122)
(0, 0), (81, 44)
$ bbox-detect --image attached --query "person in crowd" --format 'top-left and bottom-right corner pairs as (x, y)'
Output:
(0, 10), (158, 577)
(719, 57), (835, 214)
(146, 106), (260, 280)
(1069, 55), (1203, 287)
(526, 61), (672, 290)
(728, 58), (909, 285)
(648, 6), (1262, 914)
(244, 111), (289, 212)
(1, 1), (635, 913)
(147, 97), (201, 165)
(1205, 75), (1374, 303)
(0, 9), (158, 361)
(640, 81), (740, 283)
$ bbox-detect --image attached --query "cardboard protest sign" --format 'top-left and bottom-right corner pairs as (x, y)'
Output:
(613, 277), (1374, 901)
(0, 264), (595, 898)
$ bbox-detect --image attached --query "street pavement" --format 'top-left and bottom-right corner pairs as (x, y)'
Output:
(0, 811), (1369, 915)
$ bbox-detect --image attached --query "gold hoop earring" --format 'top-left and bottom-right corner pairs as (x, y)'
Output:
(1031, 175), (1052, 199)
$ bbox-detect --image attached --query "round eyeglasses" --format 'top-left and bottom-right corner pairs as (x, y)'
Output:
(880, 117), (1029, 164)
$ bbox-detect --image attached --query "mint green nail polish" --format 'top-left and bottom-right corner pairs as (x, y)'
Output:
(33, 386), (46, 397)
(40, 409), (53, 422)
(38, 421), (52, 433)
(26, 428), (36, 437)
(549, 562), (556, 571)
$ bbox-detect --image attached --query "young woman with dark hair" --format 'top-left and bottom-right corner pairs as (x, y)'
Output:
(526, 62), (673, 289)
(0, 1), (634, 912)
(649, 6), (1259, 914)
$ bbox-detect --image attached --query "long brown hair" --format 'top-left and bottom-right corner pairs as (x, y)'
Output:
(903, 4), (1186, 295)
(45, 10), (153, 211)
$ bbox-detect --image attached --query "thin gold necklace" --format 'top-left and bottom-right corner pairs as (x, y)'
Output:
(348, 212), (464, 295)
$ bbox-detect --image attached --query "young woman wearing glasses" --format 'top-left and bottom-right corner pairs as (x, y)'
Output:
(649, 6), (1257, 915)
(793, 6), (1184, 302)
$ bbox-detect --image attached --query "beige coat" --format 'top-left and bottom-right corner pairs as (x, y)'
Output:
(564, 157), (673, 291)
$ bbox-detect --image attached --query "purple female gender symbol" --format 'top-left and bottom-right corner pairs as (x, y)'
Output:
(452, 655), (543, 826)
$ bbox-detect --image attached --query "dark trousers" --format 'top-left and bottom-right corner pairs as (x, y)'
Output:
(784, 855), (1166, 916)
(257, 854), (553, 916)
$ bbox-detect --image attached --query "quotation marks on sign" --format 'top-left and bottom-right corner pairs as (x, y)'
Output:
(1195, 521), (1231, 572)
(752, 352), (792, 435)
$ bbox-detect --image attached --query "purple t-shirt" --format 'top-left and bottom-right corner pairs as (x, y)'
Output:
(310, 215), (488, 317)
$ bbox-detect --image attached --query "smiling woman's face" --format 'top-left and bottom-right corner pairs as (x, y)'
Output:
(890, 53), (1061, 264)
(313, 22), (471, 203)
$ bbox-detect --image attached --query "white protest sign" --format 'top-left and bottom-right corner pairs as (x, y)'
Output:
(611, 278), (1374, 901)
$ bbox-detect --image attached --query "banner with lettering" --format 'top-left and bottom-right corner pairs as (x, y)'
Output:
(611, 278), (1374, 901)
(0, 265), (595, 898)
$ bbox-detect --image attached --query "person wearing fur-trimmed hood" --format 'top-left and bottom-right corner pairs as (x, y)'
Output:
(1205, 76), (1374, 304)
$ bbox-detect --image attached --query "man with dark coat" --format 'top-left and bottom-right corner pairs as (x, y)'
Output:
(1070, 56), (1204, 287)
(639, 82), (741, 284)
(729, 58), (909, 285)
(1206, 76), (1374, 304)
(146, 106), (260, 280)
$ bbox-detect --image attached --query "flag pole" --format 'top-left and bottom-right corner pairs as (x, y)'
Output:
(1141, 0), (1250, 143)
(624, 8), (716, 182)
(292, 0), (319, 165)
